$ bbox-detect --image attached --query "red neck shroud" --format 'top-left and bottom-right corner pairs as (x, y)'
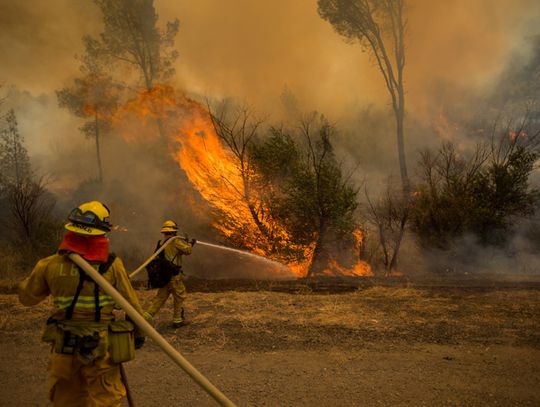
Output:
(58, 232), (109, 262)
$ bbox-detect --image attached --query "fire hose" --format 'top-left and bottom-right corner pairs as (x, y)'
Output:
(68, 253), (237, 407)
(129, 236), (182, 279)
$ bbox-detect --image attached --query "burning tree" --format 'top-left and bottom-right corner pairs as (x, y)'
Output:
(205, 102), (273, 246)
(166, 94), (368, 276)
(251, 114), (361, 276)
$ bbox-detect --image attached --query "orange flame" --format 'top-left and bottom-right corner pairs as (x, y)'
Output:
(326, 258), (373, 277)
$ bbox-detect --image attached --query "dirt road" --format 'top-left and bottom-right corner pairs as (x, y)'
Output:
(1, 286), (539, 406)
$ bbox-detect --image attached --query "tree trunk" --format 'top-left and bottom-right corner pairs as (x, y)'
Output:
(387, 225), (403, 273)
(387, 210), (408, 275)
(94, 114), (103, 183)
(307, 222), (330, 277)
(396, 89), (409, 194)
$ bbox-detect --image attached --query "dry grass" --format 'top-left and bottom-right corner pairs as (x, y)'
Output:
(133, 287), (540, 352)
(2, 286), (539, 352)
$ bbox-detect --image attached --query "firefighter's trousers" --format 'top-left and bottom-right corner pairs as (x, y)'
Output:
(146, 275), (187, 323)
(48, 351), (125, 406)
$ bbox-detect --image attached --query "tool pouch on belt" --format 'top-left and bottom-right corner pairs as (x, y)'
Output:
(42, 317), (60, 343)
(108, 320), (135, 364)
(52, 321), (108, 364)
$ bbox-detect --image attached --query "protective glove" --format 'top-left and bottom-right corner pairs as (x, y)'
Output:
(134, 336), (145, 350)
(190, 238), (197, 246)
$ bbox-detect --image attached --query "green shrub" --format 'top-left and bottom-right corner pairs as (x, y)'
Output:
(411, 136), (539, 249)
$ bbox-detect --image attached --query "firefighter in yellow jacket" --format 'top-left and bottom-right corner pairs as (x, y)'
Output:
(144, 220), (194, 328)
(18, 201), (145, 406)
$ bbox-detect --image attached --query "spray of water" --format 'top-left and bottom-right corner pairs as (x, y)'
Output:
(197, 240), (290, 271)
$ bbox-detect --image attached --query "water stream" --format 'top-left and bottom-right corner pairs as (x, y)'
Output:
(197, 240), (290, 271)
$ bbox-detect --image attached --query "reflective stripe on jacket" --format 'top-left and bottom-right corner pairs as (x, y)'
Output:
(53, 295), (115, 310)
(18, 254), (144, 321)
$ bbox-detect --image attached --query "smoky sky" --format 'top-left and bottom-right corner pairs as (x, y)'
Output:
(1, 0), (539, 119)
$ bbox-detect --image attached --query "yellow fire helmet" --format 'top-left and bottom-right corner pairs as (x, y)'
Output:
(160, 220), (178, 234)
(65, 201), (112, 236)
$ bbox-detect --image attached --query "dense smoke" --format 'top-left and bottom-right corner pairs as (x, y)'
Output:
(1, 0), (540, 277)
(3, 0), (538, 179)
(2, 0), (538, 112)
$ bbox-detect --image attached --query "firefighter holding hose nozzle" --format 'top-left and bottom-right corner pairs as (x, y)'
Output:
(18, 201), (145, 406)
(144, 220), (195, 328)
